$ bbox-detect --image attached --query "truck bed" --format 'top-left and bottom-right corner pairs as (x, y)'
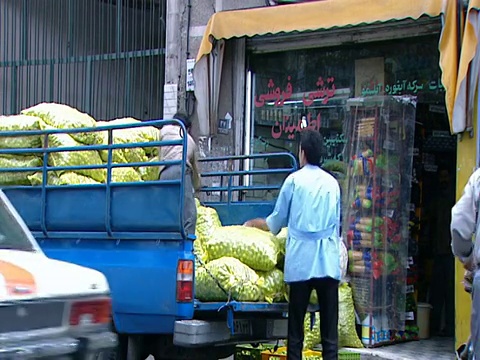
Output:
(0, 120), (298, 343)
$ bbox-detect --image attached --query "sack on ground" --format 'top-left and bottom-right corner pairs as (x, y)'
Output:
(0, 155), (42, 185)
(204, 226), (278, 272)
(304, 313), (321, 350)
(0, 115), (45, 149)
(21, 103), (102, 145)
(195, 257), (263, 302)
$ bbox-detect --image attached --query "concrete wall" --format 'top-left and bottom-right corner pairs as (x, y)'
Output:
(164, 0), (265, 197)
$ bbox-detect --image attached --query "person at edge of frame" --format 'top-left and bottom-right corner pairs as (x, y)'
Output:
(451, 166), (480, 359)
(243, 129), (341, 360)
(158, 112), (201, 236)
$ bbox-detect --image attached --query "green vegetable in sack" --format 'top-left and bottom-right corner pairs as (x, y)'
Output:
(304, 313), (320, 350)
(28, 171), (100, 185)
(271, 227), (287, 269)
(193, 239), (208, 268)
(42, 125), (106, 183)
(137, 157), (161, 181)
(195, 257), (263, 302)
(308, 284), (362, 348)
(195, 205), (222, 244)
(204, 226), (278, 271)
(100, 118), (160, 156)
(110, 167), (142, 183)
(322, 159), (346, 174)
(22, 103), (102, 145)
(0, 115), (45, 149)
(0, 155), (42, 185)
(97, 120), (148, 164)
(337, 283), (363, 348)
(194, 204), (222, 265)
(257, 268), (285, 303)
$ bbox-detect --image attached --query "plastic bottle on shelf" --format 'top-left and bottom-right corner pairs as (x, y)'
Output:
(361, 315), (374, 346)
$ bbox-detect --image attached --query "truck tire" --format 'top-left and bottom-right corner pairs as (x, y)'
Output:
(95, 335), (150, 360)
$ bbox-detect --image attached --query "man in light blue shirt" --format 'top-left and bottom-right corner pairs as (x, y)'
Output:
(245, 130), (341, 360)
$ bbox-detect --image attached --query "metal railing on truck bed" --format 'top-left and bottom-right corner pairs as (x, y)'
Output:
(0, 119), (191, 240)
(197, 153), (298, 226)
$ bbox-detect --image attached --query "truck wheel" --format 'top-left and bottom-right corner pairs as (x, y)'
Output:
(94, 335), (150, 360)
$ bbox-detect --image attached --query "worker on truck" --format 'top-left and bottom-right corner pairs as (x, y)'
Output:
(159, 113), (201, 236)
(244, 130), (341, 360)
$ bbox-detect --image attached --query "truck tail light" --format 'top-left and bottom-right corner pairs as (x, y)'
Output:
(69, 298), (112, 326)
(176, 260), (194, 302)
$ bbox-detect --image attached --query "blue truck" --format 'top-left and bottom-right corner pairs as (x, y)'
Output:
(0, 119), (299, 360)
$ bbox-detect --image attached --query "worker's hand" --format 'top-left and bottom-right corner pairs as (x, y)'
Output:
(463, 256), (476, 272)
(243, 218), (270, 232)
(463, 270), (474, 294)
(243, 219), (257, 227)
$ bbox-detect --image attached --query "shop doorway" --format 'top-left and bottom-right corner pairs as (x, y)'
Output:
(412, 101), (457, 340)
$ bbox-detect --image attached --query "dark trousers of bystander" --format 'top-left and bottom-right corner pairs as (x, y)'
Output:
(287, 277), (339, 360)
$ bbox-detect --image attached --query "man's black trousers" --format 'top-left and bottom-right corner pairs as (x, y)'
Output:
(287, 277), (339, 360)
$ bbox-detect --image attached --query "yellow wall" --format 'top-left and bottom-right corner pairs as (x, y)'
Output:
(455, 130), (477, 348)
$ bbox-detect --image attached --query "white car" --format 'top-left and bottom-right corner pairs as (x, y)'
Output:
(0, 191), (117, 359)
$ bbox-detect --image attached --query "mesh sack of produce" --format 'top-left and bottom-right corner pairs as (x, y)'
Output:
(303, 312), (320, 350)
(0, 155), (42, 185)
(21, 103), (102, 145)
(137, 157), (161, 181)
(308, 284), (363, 348)
(193, 240), (208, 268)
(194, 204), (222, 265)
(337, 283), (363, 347)
(43, 126), (106, 183)
(0, 115), (45, 149)
(100, 118), (160, 156)
(257, 268), (286, 303)
(97, 121), (148, 164)
(28, 171), (100, 185)
(195, 257), (263, 302)
(204, 226), (277, 272)
(109, 167), (142, 183)
(271, 227), (287, 269)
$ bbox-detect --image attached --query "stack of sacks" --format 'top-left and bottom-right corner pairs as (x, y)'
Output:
(194, 200), (287, 303)
(0, 115), (44, 185)
(0, 102), (162, 186)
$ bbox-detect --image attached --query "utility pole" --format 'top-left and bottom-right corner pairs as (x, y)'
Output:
(164, 0), (181, 118)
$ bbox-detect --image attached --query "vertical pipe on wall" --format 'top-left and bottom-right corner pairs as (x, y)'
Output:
(244, 70), (253, 189)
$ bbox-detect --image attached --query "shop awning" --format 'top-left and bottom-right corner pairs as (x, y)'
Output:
(194, 0), (460, 137)
(451, 0), (480, 134)
(196, 0), (444, 61)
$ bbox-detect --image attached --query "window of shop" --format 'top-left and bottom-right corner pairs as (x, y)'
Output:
(248, 35), (444, 197)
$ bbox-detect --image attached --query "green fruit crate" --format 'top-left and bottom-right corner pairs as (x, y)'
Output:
(338, 350), (361, 360)
(235, 344), (277, 360)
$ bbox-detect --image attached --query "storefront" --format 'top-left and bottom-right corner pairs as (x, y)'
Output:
(194, 0), (476, 352)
